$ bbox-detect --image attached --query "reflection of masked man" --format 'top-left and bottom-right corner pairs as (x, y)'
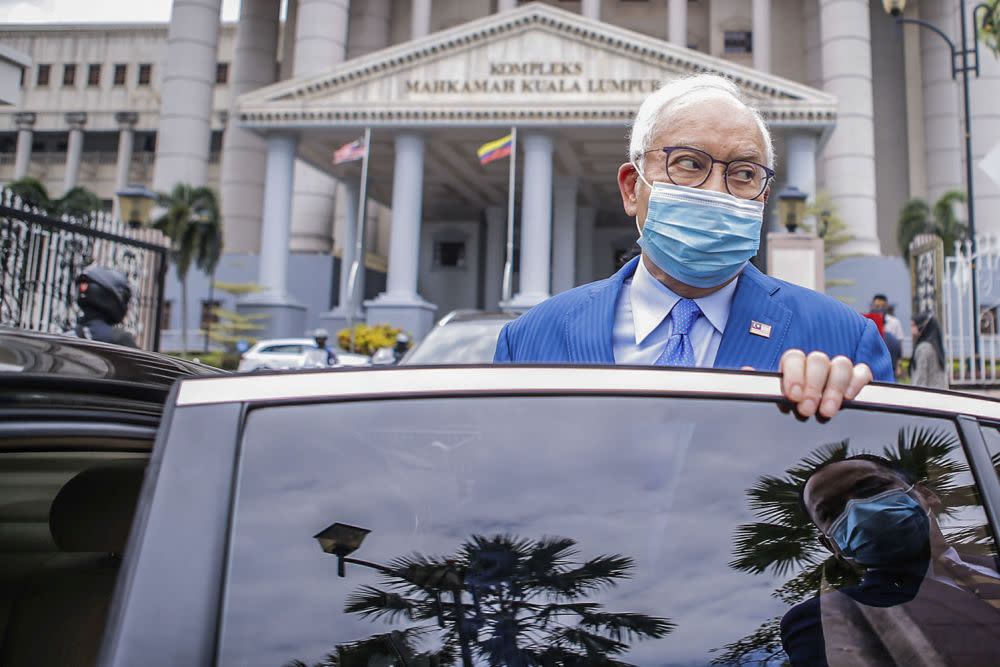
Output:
(781, 455), (1000, 667)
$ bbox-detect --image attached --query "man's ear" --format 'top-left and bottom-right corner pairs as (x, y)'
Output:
(818, 532), (837, 555)
(761, 184), (771, 204)
(618, 162), (640, 217)
(915, 480), (943, 514)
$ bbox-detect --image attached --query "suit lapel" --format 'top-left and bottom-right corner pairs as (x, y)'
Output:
(714, 264), (792, 371)
(565, 256), (638, 363)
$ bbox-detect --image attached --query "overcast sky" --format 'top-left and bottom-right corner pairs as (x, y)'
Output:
(0, 0), (247, 23)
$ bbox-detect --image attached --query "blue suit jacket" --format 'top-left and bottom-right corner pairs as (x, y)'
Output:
(493, 256), (893, 382)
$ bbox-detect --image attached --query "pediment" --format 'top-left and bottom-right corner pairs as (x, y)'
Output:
(237, 2), (836, 129)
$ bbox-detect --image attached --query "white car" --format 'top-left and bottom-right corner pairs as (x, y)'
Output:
(236, 338), (370, 372)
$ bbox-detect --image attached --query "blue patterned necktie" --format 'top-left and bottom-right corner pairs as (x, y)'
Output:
(655, 298), (703, 367)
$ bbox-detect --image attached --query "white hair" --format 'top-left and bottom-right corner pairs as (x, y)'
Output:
(628, 73), (775, 170)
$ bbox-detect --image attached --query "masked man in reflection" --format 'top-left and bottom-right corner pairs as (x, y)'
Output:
(494, 74), (893, 420)
(782, 455), (1000, 667)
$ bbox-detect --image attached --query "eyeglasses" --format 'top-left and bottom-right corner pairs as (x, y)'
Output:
(638, 146), (774, 200)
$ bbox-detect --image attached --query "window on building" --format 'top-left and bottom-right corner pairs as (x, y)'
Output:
(200, 299), (221, 330)
(62, 64), (76, 86)
(724, 30), (753, 54)
(137, 63), (152, 86)
(36, 64), (50, 86)
(161, 300), (173, 330)
(87, 63), (101, 86)
(215, 62), (229, 85)
(433, 240), (466, 269)
(113, 63), (127, 86)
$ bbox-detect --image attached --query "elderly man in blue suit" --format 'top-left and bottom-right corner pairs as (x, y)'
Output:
(494, 73), (893, 419)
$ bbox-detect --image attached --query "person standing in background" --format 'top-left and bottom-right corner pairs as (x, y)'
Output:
(910, 312), (948, 389)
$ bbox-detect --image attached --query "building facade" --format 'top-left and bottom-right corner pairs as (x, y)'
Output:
(2, 0), (998, 343)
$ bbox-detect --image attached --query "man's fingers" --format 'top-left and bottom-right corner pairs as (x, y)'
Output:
(799, 351), (831, 417)
(818, 356), (854, 418)
(844, 363), (873, 400)
(780, 350), (806, 402)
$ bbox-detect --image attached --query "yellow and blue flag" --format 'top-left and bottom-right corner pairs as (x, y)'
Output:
(476, 133), (513, 165)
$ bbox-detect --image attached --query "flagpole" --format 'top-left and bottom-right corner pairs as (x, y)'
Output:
(346, 127), (372, 353)
(501, 126), (517, 305)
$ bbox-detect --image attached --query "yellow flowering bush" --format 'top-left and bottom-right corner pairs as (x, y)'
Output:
(337, 323), (410, 356)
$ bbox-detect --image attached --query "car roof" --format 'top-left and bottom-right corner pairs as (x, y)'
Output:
(173, 365), (1000, 421)
(436, 310), (518, 326)
(0, 327), (221, 391)
(252, 338), (315, 347)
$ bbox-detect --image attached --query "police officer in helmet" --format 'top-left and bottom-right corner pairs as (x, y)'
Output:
(72, 265), (138, 348)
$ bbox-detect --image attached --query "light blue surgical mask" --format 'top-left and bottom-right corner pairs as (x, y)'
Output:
(827, 484), (931, 568)
(634, 174), (764, 288)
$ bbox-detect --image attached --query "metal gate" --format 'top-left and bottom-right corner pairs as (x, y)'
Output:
(943, 235), (1000, 385)
(0, 192), (170, 351)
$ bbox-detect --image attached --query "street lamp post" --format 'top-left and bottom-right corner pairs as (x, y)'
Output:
(883, 0), (997, 361)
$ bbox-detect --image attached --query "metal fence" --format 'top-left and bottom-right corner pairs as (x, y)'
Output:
(0, 191), (170, 350)
(943, 235), (1000, 385)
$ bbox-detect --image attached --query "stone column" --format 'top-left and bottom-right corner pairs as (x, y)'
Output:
(668, 0), (687, 46)
(280, 0), (298, 79)
(508, 133), (554, 310)
(576, 206), (597, 285)
(219, 0), (280, 255)
(967, 2), (1000, 235)
(919, 0), (962, 204)
(289, 0), (349, 254)
(366, 133), (437, 337)
(819, 0), (879, 255)
(347, 0), (391, 58)
(152, 0), (222, 192)
(581, 0), (600, 21)
(785, 131), (818, 227)
(902, 4), (926, 200)
(112, 112), (138, 219)
(483, 206), (506, 310)
(238, 133), (307, 337)
(13, 112), (35, 180)
(551, 175), (579, 294)
(63, 112), (86, 194)
(497, 0), (517, 12)
(752, 0), (771, 72)
(411, 0), (431, 39)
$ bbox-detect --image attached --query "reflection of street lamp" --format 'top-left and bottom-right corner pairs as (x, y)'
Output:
(116, 185), (157, 229)
(314, 521), (376, 577)
(777, 185), (808, 233)
(883, 0), (998, 352)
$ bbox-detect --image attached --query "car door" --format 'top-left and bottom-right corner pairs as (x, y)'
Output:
(102, 368), (1000, 667)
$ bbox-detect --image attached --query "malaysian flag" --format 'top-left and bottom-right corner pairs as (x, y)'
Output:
(333, 138), (366, 164)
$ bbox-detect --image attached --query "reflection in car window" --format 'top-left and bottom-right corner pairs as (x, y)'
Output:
(219, 398), (1000, 666)
(980, 425), (1000, 486)
(260, 344), (305, 354)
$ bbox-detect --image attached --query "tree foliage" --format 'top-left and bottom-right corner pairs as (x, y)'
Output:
(288, 534), (674, 667)
(4, 177), (104, 219)
(897, 190), (967, 262)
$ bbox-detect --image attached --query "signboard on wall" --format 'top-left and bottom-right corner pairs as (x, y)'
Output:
(909, 233), (945, 325)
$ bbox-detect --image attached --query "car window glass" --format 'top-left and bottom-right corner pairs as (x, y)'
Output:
(219, 397), (1000, 667)
(261, 344), (304, 354)
(980, 424), (1000, 484)
(404, 321), (510, 364)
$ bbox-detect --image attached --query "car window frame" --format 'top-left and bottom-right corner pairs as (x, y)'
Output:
(99, 369), (1000, 667)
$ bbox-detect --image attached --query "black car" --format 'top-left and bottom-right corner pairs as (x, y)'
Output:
(3, 336), (1000, 667)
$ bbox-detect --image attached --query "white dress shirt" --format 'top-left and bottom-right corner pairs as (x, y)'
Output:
(612, 257), (739, 367)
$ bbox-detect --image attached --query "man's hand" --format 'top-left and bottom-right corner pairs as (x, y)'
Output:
(779, 350), (872, 419)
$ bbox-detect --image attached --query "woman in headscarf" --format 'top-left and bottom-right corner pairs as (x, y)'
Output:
(910, 311), (948, 389)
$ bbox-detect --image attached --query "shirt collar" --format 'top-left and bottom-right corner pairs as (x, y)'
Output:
(630, 257), (739, 345)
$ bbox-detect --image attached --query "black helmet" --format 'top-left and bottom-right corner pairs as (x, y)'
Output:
(76, 265), (132, 324)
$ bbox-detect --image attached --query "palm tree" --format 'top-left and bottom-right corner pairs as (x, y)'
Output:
(288, 534), (674, 667)
(3, 177), (104, 219)
(153, 184), (222, 354)
(711, 426), (990, 666)
(897, 190), (967, 262)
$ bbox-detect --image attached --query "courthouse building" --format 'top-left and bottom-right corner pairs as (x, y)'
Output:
(2, 0), (999, 341)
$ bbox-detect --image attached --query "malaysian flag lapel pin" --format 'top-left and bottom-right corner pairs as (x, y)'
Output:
(749, 320), (772, 338)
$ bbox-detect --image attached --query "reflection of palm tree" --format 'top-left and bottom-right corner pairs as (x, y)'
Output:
(712, 426), (990, 666)
(288, 534), (673, 667)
